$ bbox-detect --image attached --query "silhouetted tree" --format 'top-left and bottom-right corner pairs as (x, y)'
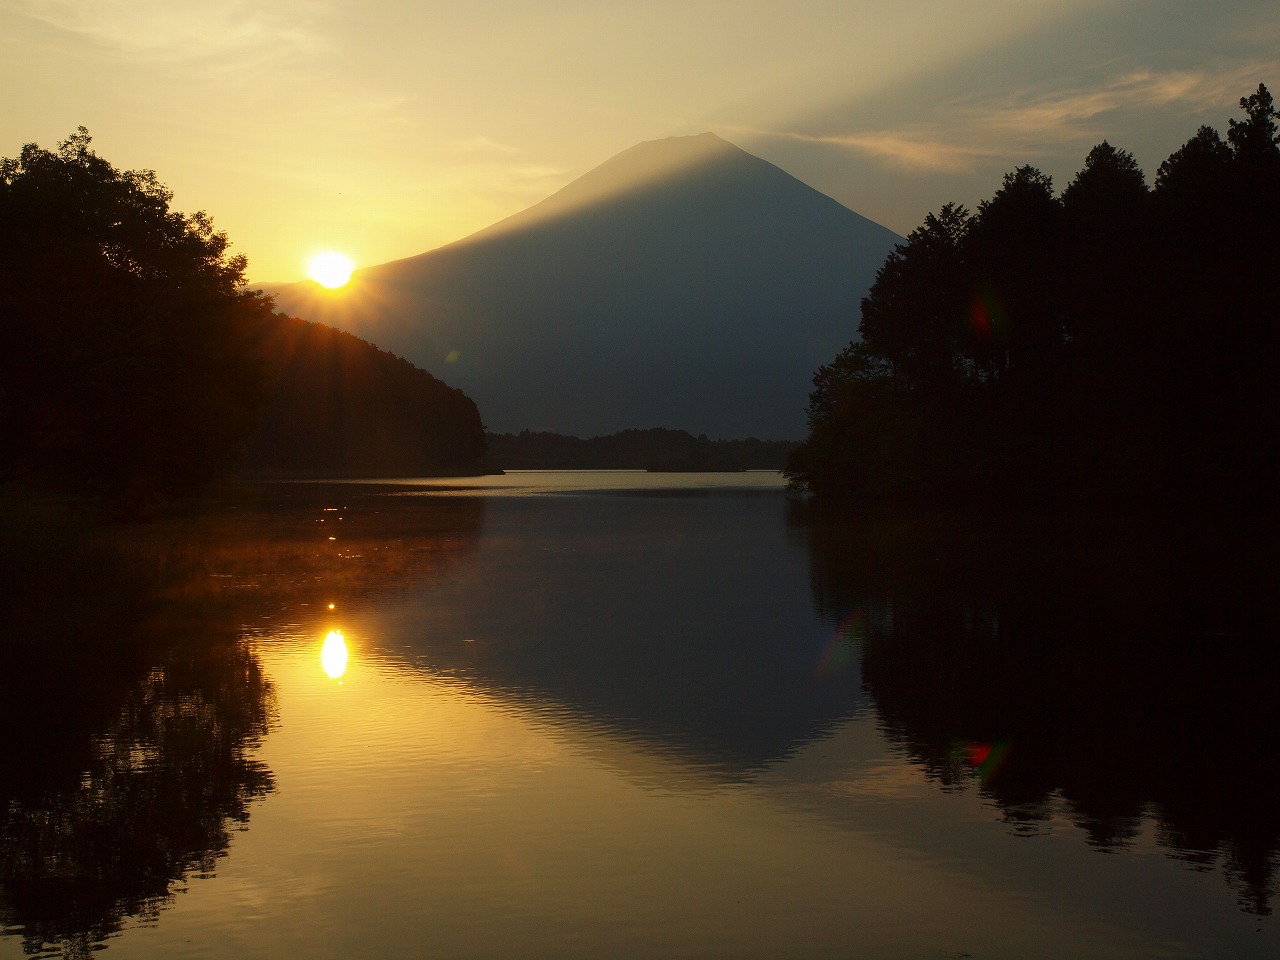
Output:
(858, 203), (974, 392)
(1060, 141), (1150, 356)
(1149, 87), (1280, 492)
(785, 342), (897, 498)
(966, 166), (1064, 389)
(0, 129), (272, 508)
(1155, 125), (1234, 202)
(1227, 83), (1280, 173)
(789, 85), (1280, 509)
(1057, 143), (1154, 481)
(1223, 83), (1280, 384)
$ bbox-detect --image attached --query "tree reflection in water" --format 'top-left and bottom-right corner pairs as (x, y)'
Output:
(796, 502), (1280, 916)
(0, 618), (276, 958)
(0, 484), (485, 956)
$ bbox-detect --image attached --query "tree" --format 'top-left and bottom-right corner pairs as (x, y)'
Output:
(1222, 82), (1280, 295)
(789, 84), (1280, 507)
(965, 166), (1065, 387)
(1155, 125), (1233, 197)
(1060, 141), (1148, 255)
(784, 342), (898, 498)
(1060, 142), (1151, 366)
(857, 203), (974, 392)
(1152, 125), (1236, 346)
(785, 205), (986, 500)
(0, 129), (273, 508)
(1227, 83), (1280, 172)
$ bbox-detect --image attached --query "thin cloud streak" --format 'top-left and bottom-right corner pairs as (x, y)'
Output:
(982, 66), (1274, 142)
(752, 63), (1280, 176)
(750, 130), (1001, 174)
(2, 0), (328, 62)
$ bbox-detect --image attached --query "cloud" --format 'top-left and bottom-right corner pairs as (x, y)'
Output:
(751, 62), (1280, 175)
(980, 67), (1271, 143)
(2, 0), (328, 63)
(762, 130), (1002, 174)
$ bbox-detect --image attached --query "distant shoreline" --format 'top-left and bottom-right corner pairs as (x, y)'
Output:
(237, 466), (501, 481)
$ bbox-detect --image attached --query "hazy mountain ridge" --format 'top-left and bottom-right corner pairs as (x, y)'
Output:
(270, 133), (900, 439)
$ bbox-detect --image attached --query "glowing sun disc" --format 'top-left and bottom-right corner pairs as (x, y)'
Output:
(321, 630), (349, 679)
(308, 252), (355, 289)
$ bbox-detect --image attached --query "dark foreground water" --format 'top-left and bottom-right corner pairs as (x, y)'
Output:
(2, 472), (1277, 958)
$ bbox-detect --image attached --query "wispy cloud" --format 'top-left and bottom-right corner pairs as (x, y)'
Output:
(980, 67), (1267, 143)
(751, 63), (1280, 175)
(3, 0), (328, 63)
(763, 130), (1002, 174)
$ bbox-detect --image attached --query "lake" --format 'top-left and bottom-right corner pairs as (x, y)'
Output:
(2, 471), (1277, 958)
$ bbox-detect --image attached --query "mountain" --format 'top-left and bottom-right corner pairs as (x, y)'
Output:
(243, 314), (486, 477)
(268, 133), (900, 440)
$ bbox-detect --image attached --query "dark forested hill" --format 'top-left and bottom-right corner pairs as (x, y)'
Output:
(267, 133), (899, 440)
(243, 314), (486, 477)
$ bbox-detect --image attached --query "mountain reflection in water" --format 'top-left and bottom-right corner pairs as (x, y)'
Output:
(374, 489), (861, 777)
(798, 500), (1280, 916)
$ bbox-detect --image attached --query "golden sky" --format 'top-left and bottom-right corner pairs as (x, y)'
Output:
(3, 0), (1277, 282)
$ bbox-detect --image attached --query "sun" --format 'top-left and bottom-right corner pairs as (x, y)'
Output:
(307, 251), (355, 289)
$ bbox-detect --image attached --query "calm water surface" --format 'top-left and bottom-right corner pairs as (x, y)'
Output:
(2, 471), (1277, 958)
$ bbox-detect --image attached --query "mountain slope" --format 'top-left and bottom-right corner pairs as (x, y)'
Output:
(269, 133), (899, 439)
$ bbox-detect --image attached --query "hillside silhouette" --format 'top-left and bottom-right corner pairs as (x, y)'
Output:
(244, 314), (487, 478)
(1, 130), (488, 506)
(268, 133), (900, 440)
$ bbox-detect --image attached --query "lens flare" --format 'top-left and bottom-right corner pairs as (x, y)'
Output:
(954, 740), (1010, 783)
(815, 608), (867, 678)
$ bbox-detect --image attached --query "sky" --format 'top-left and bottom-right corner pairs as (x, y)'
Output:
(3, 0), (1277, 283)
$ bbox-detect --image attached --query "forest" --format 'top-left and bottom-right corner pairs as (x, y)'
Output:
(786, 84), (1280, 514)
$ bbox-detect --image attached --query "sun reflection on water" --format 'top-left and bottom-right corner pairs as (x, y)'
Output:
(321, 630), (349, 680)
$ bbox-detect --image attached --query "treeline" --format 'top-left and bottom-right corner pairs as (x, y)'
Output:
(0, 129), (486, 510)
(787, 85), (1280, 512)
(485, 428), (794, 471)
